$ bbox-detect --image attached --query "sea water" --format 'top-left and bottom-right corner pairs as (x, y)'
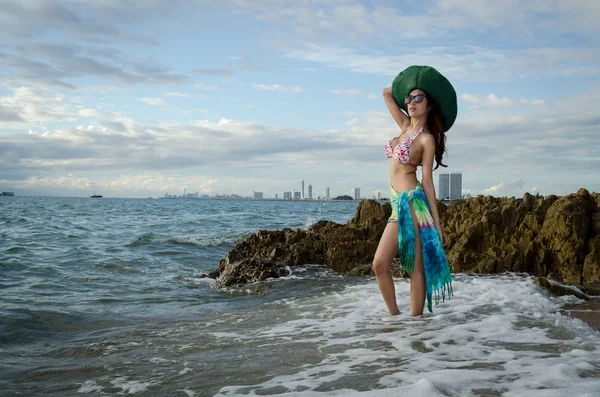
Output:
(1, 197), (599, 396)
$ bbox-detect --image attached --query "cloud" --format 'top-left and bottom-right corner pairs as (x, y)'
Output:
(0, 116), (353, 178)
(520, 98), (545, 106)
(285, 43), (600, 82)
(251, 84), (303, 92)
(460, 94), (545, 107)
(332, 89), (377, 100)
(0, 86), (75, 127)
(79, 108), (102, 117)
(136, 97), (166, 106)
(194, 68), (234, 77)
(164, 92), (192, 98)
(483, 180), (526, 197)
(435, 0), (600, 37)
(194, 83), (218, 90)
(0, 173), (219, 197)
(1, 39), (185, 89)
(0, 105), (25, 122)
(0, 0), (159, 44)
(3, 96), (598, 197)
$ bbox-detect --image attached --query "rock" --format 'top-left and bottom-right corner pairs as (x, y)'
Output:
(534, 193), (596, 284)
(592, 192), (600, 208)
(350, 199), (391, 227)
(577, 188), (590, 197)
(200, 270), (220, 279)
(214, 258), (290, 288)
(534, 277), (589, 301)
(207, 187), (600, 290)
(347, 263), (374, 276)
(209, 200), (392, 288)
(592, 212), (600, 235)
(583, 236), (600, 284)
(522, 192), (533, 210)
(579, 283), (600, 296)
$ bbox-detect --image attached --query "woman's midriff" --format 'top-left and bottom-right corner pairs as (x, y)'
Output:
(389, 163), (419, 193)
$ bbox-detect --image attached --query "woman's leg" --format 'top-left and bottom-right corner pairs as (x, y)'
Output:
(373, 221), (400, 315)
(408, 202), (425, 316)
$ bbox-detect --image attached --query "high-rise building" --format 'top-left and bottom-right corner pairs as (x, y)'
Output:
(439, 173), (450, 200)
(354, 187), (360, 200)
(275, 193), (278, 199)
(294, 191), (301, 200)
(308, 184), (312, 200)
(301, 180), (305, 199)
(450, 172), (462, 200)
(326, 187), (330, 201)
(283, 191), (292, 200)
(376, 191), (381, 200)
(252, 191), (263, 199)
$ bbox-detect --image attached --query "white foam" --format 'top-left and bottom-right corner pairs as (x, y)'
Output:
(304, 216), (317, 229)
(169, 233), (250, 247)
(77, 380), (103, 394)
(150, 357), (173, 365)
(110, 376), (156, 394)
(213, 274), (600, 396)
(186, 276), (215, 285)
(180, 389), (197, 397)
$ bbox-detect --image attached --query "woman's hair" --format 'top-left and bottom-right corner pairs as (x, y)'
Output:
(424, 92), (447, 170)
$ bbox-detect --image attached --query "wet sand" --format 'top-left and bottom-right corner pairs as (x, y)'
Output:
(561, 299), (600, 332)
(560, 283), (600, 332)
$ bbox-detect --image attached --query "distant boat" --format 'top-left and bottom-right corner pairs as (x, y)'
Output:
(90, 188), (103, 198)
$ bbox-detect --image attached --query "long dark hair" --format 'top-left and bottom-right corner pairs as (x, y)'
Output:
(425, 92), (447, 170)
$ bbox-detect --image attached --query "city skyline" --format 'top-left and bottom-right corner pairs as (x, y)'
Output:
(161, 179), (362, 200)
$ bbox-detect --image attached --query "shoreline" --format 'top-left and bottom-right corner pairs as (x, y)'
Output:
(560, 282), (600, 332)
(561, 299), (600, 332)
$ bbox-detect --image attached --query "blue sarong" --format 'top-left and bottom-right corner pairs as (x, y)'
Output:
(389, 182), (453, 312)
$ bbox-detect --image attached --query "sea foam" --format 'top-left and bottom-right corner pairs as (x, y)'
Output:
(213, 274), (600, 396)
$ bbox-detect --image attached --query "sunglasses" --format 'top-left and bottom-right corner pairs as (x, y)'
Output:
(404, 94), (427, 104)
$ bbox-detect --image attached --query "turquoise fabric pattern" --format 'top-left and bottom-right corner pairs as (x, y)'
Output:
(389, 182), (453, 312)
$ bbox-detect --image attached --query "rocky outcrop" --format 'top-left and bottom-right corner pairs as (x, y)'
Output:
(206, 189), (600, 289)
(210, 200), (398, 287)
(213, 258), (290, 288)
(443, 188), (598, 285)
(533, 277), (589, 301)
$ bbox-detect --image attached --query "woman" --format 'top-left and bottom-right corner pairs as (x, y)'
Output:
(373, 65), (456, 316)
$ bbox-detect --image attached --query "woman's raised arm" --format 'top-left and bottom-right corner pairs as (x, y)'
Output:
(383, 87), (409, 130)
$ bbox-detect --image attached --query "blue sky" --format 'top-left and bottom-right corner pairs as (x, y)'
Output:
(1, 0), (599, 198)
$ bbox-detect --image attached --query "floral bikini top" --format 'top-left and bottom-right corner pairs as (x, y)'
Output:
(384, 125), (426, 167)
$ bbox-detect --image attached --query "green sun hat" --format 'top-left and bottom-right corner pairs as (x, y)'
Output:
(391, 65), (457, 132)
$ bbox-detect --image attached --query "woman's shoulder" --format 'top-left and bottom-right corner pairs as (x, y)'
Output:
(417, 130), (436, 146)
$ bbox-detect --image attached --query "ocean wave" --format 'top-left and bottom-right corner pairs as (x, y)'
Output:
(4, 246), (30, 254)
(127, 233), (158, 247)
(91, 262), (143, 274)
(167, 233), (252, 248)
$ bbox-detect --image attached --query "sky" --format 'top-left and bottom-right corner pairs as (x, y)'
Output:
(1, 0), (599, 199)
